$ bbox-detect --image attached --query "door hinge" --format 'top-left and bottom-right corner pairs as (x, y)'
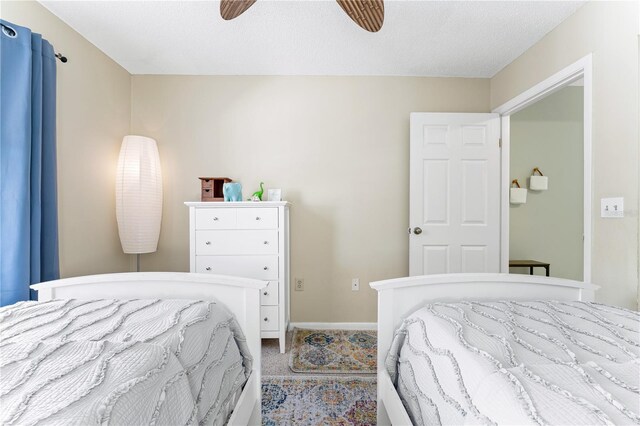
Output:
(498, 138), (502, 148)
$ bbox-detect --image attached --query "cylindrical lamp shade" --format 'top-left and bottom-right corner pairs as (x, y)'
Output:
(116, 135), (163, 254)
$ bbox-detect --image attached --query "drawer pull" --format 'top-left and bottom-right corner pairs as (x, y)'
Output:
(205, 241), (211, 245)
(263, 241), (269, 245)
(263, 266), (268, 270)
(205, 267), (212, 271)
(213, 217), (219, 221)
(263, 291), (268, 296)
(264, 317), (268, 322)
(256, 217), (261, 220)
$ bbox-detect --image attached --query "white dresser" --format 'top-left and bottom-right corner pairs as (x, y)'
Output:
(185, 201), (290, 353)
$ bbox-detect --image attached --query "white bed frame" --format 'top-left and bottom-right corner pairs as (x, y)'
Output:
(30, 272), (266, 426)
(369, 273), (599, 426)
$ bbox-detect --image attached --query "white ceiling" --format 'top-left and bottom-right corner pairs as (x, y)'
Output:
(39, 0), (584, 77)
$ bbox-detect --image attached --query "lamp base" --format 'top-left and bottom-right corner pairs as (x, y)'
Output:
(128, 254), (141, 272)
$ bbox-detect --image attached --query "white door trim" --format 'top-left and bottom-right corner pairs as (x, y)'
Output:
(493, 54), (593, 283)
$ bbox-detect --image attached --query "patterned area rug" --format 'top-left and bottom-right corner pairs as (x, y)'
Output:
(289, 329), (376, 374)
(262, 376), (377, 426)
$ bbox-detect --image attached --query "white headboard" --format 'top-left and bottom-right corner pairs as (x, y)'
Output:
(31, 272), (267, 403)
(369, 273), (599, 425)
(31, 272), (265, 330)
(370, 272), (598, 374)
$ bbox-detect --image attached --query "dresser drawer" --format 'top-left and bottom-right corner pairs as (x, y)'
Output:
(237, 208), (278, 229)
(260, 281), (279, 306)
(260, 306), (279, 331)
(196, 255), (279, 280)
(196, 230), (278, 255)
(195, 208), (236, 230)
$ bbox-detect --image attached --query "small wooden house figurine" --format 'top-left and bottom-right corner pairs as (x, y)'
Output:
(199, 177), (232, 202)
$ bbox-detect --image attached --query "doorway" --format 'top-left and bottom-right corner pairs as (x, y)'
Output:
(509, 83), (584, 280)
(494, 55), (592, 282)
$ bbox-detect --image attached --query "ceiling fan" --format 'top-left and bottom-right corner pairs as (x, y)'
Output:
(220, 0), (385, 32)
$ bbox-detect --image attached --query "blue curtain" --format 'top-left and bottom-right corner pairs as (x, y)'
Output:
(0, 20), (59, 306)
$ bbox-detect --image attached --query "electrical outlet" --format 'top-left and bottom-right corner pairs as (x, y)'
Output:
(351, 278), (360, 291)
(295, 278), (304, 291)
(601, 197), (624, 218)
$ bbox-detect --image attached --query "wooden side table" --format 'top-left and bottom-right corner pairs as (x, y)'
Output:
(509, 260), (550, 277)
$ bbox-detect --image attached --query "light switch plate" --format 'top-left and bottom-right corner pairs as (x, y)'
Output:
(601, 197), (624, 218)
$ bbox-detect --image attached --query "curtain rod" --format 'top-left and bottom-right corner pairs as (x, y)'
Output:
(0, 22), (67, 62)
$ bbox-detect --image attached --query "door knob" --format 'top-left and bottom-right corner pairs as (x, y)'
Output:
(413, 227), (423, 235)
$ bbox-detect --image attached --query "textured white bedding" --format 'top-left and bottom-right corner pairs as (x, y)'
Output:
(386, 301), (640, 425)
(0, 299), (251, 425)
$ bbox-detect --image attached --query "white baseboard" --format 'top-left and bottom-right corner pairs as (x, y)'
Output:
(288, 322), (377, 331)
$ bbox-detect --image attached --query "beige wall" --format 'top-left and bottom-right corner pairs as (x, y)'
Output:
(130, 76), (490, 321)
(5, 0), (637, 316)
(510, 86), (584, 281)
(1, 1), (132, 277)
(492, 1), (640, 308)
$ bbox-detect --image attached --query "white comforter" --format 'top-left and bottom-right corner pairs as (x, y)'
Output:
(0, 299), (251, 425)
(387, 301), (640, 425)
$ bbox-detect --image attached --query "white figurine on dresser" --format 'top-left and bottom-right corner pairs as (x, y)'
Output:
(185, 201), (290, 353)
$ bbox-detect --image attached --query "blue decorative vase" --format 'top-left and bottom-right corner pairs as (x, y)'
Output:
(223, 182), (242, 202)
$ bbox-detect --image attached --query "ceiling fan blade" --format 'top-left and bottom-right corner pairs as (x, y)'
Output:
(336, 0), (384, 32)
(220, 0), (257, 20)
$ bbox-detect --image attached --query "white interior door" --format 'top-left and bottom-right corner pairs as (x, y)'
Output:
(410, 113), (501, 275)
